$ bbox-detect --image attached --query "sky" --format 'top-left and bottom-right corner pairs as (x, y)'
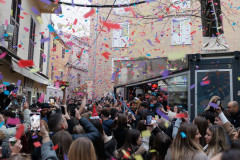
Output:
(52, 0), (91, 37)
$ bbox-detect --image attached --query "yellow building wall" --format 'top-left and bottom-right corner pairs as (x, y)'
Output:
(87, 0), (240, 97)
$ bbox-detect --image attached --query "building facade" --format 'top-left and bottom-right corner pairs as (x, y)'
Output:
(0, 0), (61, 104)
(88, 0), (240, 98)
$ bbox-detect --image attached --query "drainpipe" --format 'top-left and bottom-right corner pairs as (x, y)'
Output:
(46, 14), (51, 85)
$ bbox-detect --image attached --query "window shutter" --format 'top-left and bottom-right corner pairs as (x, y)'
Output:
(171, 19), (181, 45)
(120, 22), (129, 47)
(112, 22), (129, 48)
(181, 18), (191, 45)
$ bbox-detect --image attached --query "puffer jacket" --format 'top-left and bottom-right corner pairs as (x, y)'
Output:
(0, 109), (31, 158)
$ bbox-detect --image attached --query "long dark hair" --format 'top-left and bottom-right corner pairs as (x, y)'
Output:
(117, 114), (128, 129)
(152, 132), (172, 160)
(90, 119), (105, 160)
(121, 129), (140, 154)
(194, 116), (208, 147)
(52, 131), (73, 160)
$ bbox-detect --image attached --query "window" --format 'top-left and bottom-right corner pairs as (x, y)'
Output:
(78, 74), (81, 84)
(111, 57), (129, 82)
(8, 0), (22, 54)
(28, 17), (36, 60)
(172, 0), (191, 9)
(39, 35), (44, 72)
(114, 0), (130, 15)
(62, 48), (65, 59)
(171, 18), (191, 45)
(112, 22), (129, 48)
(51, 65), (54, 80)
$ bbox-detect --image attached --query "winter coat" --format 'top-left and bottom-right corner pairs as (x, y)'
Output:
(41, 140), (58, 160)
(228, 110), (240, 128)
(113, 127), (128, 149)
(102, 119), (114, 136)
(0, 109), (31, 158)
(104, 134), (116, 160)
(71, 117), (100, 142)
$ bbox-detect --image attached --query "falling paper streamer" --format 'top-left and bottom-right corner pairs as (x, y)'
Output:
(141, 130), (151, 137)
(0, 52), (7, 59)
(48, 24), (54, 32)
(84, 9), (95, 18)
(73, 19), (77, 25)
(0, 121), (4, 129)
(209, 102), (219, 109)
(175, 113), (186, 118)
(161, 69), (169, 79)
(155, 37), (160, 43)
(102, 52), (111, 59)
(32, 134), (38, 139)
(6, 118), (20, 125)
(52, 144), (58, 150)
(38, 93), (44, 103)
(102, 21), (121, 29)
(33, 141), (42, 148)
(40, 0), (51, 5)
(180, 132), (186, 138)
(190, 84), (195, 89)
(41, 37), (50, 43)
(200, 80), (210, 86)
(24, 27), (29, 32)
(156, 109), (169, 120)
(134, 155), (143, 160)
(15, 124), (25, 140)
(32, 7), (40, 14)
(37, 16), (43, 24)
(55, 81), (60, 89)
(18, 60), (34, 68)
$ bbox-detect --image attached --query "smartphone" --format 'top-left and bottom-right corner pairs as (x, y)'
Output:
(61, 106), (66, 115)
(30, 112), (41, 132)
(50, 98), (55, 104)
(146, 115), (152, 125)
(217, 100), (221, 105)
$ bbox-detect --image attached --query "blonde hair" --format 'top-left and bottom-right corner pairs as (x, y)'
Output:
(206, 125), (228, 157)
(68, 137), (96, 160)
(171, 123), (204, 160)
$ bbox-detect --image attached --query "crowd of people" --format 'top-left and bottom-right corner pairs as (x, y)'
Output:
(0, 91), (240, 160)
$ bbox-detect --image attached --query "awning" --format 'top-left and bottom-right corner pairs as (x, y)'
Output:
(11, 58), (49, 85)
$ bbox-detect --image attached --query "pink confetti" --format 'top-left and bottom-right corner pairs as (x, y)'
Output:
(6, 118), (20, 125)
(5, 19), (8, 26)
(38, 93), (44, 103)
(0, 52), (7, 59)
(55, 81), (60, 89)
(37, 109), (42, 112)
(24, 27), (29, 32)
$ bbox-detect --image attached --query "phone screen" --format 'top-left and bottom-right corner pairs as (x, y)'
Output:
(50, 99), (54, 104)
(146, 115), (152, 125)
(30, 113), (40, 132)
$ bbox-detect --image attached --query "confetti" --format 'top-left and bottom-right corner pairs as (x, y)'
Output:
(156, 109), (169, 120)
(141, 130), (151, 137)
(102, 52), (111, 59)
(0, 121), (4, 129)
(190, 31), (196, 35)
(84, 9), (95, 18)
(38, 93), (45, 103)
(180, 132), (186, 138)
(32, 134), (38, 139)
(18, 60), (34, 68)
(41, 37), (50, 43)
(6, 118), (20, 125)
(0, 52), (7, 59)
(15, 124), (25, 140)
(190, 84), (195, 89)
(0, 0), (6, 4)
(31, 7), (40, 15)
(122, 150), (130, 159)
(200, 80), (210, 86)
(30, 68), (39, 73)
(4, 90), (9, 95)
(73, 19), (77, 25)
(40, 0), (51, 5)
(37, 16), (43, 24)
(102, 21), (121, 29)
(48, 24), (55, 32)
(33, 141), (42, 148)
(3, 82), (9, 85)
(161, 69), (169, 79)
(209, 102), (219, 109)
(134, 155), (143, 160)
(52, 144), (58, 150)
(24, 27), (29, 32)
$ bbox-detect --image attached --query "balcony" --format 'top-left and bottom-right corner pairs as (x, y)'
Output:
(36, 0), (62, 14)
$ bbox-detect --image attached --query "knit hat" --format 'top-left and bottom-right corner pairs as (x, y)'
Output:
(90, 105), (99, 119)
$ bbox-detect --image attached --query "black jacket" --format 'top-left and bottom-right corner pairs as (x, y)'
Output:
(104, 138), (116, 160)
(72, 118), (100, 142)
(113, 127), (128, 149)
(228, 110), (240, 128)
